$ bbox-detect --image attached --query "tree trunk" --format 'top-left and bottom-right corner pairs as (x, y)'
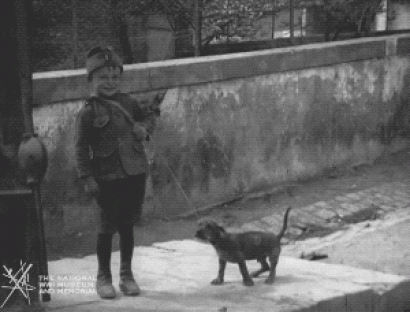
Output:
(72, 0), (78, 68)
(271, 6), (276, 42)
(194, 0), (202, 56)
(118, 19), (133, 64)
(108, 0), (133, 63)
(289, 0), (295, 45)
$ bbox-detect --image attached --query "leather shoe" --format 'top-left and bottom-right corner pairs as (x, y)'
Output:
(96, 274), (116, 299)
(119, 276), (140, 296)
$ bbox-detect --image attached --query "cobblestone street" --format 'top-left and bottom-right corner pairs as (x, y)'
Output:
(239, 181), (410, 239)
(228, 167), (410, 278)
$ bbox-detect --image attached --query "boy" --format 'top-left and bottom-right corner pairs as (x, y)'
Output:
(75, 46), (162, 299)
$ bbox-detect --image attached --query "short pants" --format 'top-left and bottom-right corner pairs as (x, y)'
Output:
(96, 174), (146, 234)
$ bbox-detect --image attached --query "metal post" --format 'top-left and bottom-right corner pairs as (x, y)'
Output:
(15, 0), (34, 134)
(271, 1), (276, 48)
(271, 9), (275, 40)
(32, 184), (50, 301)
(15, 0), (50, 303)
(289, 0), (295, 45)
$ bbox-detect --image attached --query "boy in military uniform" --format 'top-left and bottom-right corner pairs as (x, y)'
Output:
(75, 46), (162, 299)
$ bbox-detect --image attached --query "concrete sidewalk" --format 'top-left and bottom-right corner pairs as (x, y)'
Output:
(43, 240), (410, 312)
(39, 181), (410, 312)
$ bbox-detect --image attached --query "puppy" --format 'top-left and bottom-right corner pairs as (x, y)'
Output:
(195, 207), (291, 286)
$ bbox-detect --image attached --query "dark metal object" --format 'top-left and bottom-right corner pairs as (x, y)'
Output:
(14, 0), (50, 303)
(32, 185), (50, 302)
(0, 188), (40, 307)
(0, 1), (48, 308)
(18, 134), (48, 185)
(17, 134), (50, 302)
(15, 0), (34, 134)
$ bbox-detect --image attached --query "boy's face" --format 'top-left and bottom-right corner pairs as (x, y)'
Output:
(90, 66), (122, 97)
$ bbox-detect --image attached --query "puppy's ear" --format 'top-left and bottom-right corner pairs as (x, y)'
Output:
(217, 225), (226, 232)
(216, 225), (227, 238)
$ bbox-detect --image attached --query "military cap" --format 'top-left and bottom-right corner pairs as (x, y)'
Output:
(86, 46), (123, 81)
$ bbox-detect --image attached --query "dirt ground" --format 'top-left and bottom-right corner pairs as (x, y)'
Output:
(52, 147), (410, 278)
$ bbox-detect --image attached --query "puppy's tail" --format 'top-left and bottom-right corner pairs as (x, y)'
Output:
(277, 207), (291, 240)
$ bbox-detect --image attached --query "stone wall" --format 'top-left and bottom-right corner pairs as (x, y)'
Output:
(32, 34), (410, 239)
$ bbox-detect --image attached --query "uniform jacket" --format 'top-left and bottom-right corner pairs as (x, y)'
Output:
(75, 92), (159, 181)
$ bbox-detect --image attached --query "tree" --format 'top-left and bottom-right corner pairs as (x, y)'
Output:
(201, 0), (274, 44)
(318, 0), (383, 41)
(199, 0), (319, 46)
(32, 0), (72, 71)
(31, 0), (388, 71)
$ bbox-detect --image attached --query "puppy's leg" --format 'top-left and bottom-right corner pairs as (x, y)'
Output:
(250, 258), (270, 278)
(211, 258), (226, 285)
(238, 261), (254, 286)
(265, 247), (280, 284)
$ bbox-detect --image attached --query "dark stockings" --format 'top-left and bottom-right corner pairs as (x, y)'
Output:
(119, 226), (134, 277)
(97, 233), (113, 279)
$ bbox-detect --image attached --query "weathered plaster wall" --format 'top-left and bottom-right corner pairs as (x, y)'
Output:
(32, 34), (410, 240)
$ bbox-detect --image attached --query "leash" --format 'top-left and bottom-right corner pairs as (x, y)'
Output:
(162, 157), (200, 220)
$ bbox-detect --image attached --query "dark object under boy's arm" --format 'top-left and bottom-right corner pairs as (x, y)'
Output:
(75, 108), (93, 179)
(137, 91), (165, 137)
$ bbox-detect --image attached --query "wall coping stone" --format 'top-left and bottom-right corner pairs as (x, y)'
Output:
(33, 33), (410, 106)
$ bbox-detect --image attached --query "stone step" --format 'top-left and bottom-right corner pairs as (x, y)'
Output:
(45, 240), (410, 312)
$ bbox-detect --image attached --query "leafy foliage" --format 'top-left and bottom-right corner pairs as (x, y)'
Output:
(318, 0), (383, 40)
(31, 0), (388, 70)
(32, 0), (72, 71)
(201, 0), (274, 42)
